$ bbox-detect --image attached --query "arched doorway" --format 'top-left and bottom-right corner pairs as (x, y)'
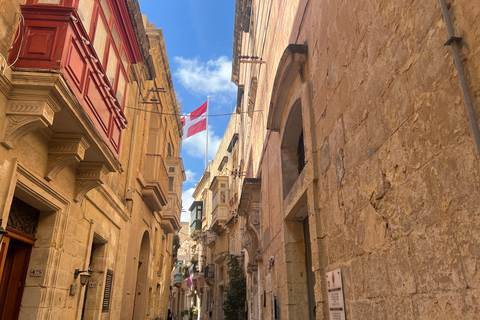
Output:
(133, 231), (150, 320)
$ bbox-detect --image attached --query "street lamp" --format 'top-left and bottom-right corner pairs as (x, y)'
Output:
(74, 268), (91, 286)
(0, 219), (7, 244)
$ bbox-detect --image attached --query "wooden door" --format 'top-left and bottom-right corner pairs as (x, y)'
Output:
(0, 235), (33, 320)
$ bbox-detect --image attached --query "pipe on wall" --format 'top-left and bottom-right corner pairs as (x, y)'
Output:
(439, 0), (480, 160)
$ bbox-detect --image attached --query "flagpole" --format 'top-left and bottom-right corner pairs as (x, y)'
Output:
(205, 96), (209, 169)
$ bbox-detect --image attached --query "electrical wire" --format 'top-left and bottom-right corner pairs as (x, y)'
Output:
(124, 105), (263, 118)
(0, 12), (25, 74)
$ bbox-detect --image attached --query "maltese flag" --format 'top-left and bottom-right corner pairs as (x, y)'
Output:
(181, 101), (207, 140)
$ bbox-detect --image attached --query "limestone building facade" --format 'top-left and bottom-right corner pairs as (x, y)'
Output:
(231, 0), (480, 319)
(0, 1), (184, 320)
(172, 113), (246, 320)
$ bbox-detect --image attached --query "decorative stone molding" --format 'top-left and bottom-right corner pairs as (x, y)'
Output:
(45, 134), (90, 181)
(74, 163), (109, 202)
(1, 100), (60, 149)
(242, 229), (262, 263)
(267, 44), (308, 131)
(238, 178), (262, 262)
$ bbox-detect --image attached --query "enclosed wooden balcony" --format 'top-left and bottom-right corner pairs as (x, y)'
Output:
(160, 157), (185, 232)
(190, 219), (202, 235)
(8, 3), (142, 156)
(189, 201), (203, 236)
(209, 176), (229, 234)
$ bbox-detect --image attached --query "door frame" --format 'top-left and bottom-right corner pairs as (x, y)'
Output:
(0, 227), (36, 320)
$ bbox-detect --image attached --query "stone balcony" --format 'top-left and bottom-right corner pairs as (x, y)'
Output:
(139, 153), (169, 212)
(210, 204), (228, 234)
(159, 192), (181, 233)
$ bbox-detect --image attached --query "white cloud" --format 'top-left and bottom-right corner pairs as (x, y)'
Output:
(174, 56), (236, 100)
(182, 125), (222, 161)
(181, 187), (195, 222)
(185, 169), (197, 182)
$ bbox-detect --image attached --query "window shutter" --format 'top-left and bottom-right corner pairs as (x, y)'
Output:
(102, 269), (114, 313)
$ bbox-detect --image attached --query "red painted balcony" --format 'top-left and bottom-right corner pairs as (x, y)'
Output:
(9, 2), (141, 156)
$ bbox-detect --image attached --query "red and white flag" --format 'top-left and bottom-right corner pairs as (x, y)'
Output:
(181, 101), (207, 140)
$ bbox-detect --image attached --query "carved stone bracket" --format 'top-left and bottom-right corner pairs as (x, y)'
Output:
(242, 229), (258, 260)
(74, 163), (109, 202)
(238, 178), (262, 262)
(45, 134), (90, 181)
(1, 100), (60, 149)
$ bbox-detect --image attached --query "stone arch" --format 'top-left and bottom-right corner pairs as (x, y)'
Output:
(133, 230), (150, 320)
(267, 44), (307, 132)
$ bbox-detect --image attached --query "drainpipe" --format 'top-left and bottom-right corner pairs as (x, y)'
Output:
(439, 0), (480, 160)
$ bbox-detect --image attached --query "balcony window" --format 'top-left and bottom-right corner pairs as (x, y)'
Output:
(189, 201), (203, 235)
(212, 181), (228, 210)
(77, 0), (94, 34)
(93, 18), (108, 63)
(87, 0), (130, 107)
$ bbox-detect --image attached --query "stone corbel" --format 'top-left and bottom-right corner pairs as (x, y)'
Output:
(74, 163), (109, 202)
(45, 134), (90, 181)
(242, 229), (260, 262)
(1, 100), (60, 149)
(248, 205), (261, 239)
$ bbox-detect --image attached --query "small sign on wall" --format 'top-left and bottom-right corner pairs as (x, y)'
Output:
(326, 269), (346, 320)
(30, 270), (42, 277)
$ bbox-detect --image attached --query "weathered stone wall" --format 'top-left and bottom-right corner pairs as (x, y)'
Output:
(237, 0), (480, 319)
(0, 0), (24, 64)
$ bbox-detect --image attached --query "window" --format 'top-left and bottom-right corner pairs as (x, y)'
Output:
(168, 177), (174, 192)
(281, 99), (304, 199)
(220, 191), (226, 204)
(80, 0), (130, 107)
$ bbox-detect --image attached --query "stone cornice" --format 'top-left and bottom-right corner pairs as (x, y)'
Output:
(0, 70), (12, 98)
(231, 0), (252, 85)
(8, 71), (122, 172)
(192, 170), (210, 199)
(74, 162), (109, 202)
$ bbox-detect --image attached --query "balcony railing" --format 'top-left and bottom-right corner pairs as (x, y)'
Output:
(205, 264), (215, 279)
(190, 219), (202, 235)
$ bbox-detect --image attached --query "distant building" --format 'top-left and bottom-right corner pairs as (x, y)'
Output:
(0, 1), (184, 320)
(172, 113), (244, 320)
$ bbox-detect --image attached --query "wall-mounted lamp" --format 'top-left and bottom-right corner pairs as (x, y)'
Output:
(0, 219), (6, 244)
(74, 268), (91, 286)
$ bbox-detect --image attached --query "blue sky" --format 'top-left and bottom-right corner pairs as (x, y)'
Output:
(138, 0), (236, 221)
